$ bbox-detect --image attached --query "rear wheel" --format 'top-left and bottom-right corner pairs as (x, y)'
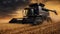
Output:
(46, 17), (52, 23)
(32, 17), (43, 25)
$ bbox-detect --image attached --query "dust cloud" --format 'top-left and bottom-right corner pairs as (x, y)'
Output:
(45, 1), (60, 22)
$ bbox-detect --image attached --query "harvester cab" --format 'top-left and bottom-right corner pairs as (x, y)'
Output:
(24, 8), (34, 17)
(23, 3), (39, 17)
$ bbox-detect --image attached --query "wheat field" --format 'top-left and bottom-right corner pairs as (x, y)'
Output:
(0, 0), (60, 34)
(0, 20), (60, 34)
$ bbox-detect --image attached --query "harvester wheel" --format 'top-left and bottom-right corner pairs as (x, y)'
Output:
(46, 17), (52, 23)
(32, 17), (43, 25)
(33, 21), (40, 25)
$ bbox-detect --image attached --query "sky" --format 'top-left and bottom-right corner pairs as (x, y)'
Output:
(0, 0), (60, 23)
(0, 0), (30, 19)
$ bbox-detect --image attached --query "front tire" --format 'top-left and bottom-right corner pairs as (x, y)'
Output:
(46, 17), (52, 23)
(32, 17), (43, 25)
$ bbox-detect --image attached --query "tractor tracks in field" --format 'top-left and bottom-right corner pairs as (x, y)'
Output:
(0, 24), (31, 34)
(11, 22), (60, 34)
(0, 22), (60, 34)
(10, 23), (52, 34)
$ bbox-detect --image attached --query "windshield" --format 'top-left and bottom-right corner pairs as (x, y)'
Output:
(23, 9), (28, 17)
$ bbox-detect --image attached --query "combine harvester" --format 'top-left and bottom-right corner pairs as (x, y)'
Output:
(9, 3), (58, 25)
